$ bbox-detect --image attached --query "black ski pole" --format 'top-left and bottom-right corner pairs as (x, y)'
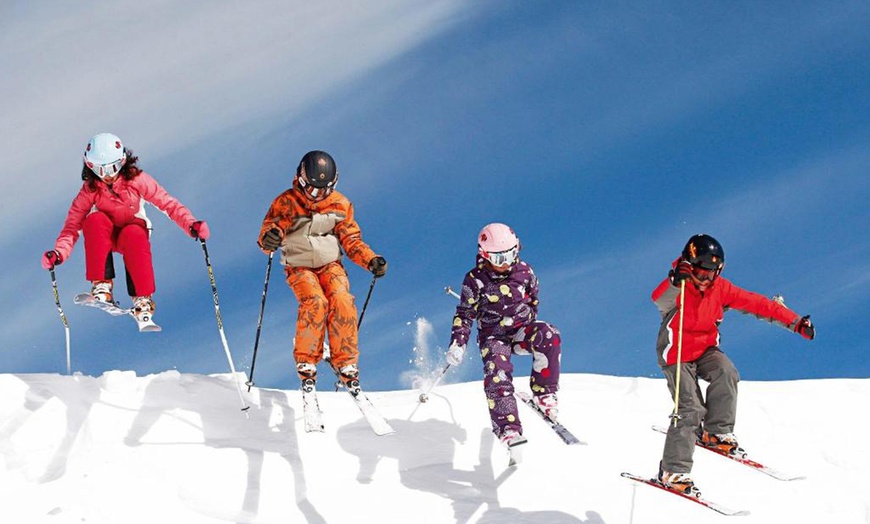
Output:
(198, 239), (250, 413)
(49, 268), (72, 375)
(247, 251), (274, 392)
(357, 275), (377, 329)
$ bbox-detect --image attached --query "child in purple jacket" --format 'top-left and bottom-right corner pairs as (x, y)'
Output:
(446, 223), (561, 447)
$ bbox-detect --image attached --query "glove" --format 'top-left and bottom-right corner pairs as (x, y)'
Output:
(189, 220), (210, 240)
(261, 228), (283, 252)
(42, 250), (62, 270)
(369, 256), (387, 278)
(795, 315), (815, 340)
(446, 341), (466, 366)
(669, 258), (693, 285)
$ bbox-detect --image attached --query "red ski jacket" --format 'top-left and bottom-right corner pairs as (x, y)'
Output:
(651, 273), (800, 366)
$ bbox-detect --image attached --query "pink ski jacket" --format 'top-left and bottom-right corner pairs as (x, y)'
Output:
(53, 171), (197, 261)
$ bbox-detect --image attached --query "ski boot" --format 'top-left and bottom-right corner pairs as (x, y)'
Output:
(658, 465), (701, 497)
(132, 296), (156, 323)
(499, 427), (528, 448)
(297, 362), (317, 393)
(700, 431), (746, 457)
(91, 280), (114, 303)
(533, 392), (558, 421)
(337, 364), (361, 396)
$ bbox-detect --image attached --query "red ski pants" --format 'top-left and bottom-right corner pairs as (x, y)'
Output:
(83, 212), (155, 297)
(286, 261), (359, 373)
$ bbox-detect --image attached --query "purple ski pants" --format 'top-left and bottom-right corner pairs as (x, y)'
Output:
(481, 320), (561, 436)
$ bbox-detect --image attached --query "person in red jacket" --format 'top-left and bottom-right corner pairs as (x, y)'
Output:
(42, 133), (209, 325)
(651, 234), (814, 496)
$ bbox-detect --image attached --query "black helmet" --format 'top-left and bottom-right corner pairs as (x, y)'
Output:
(297, 150), (337, 188)
(683, 234), (725, 270)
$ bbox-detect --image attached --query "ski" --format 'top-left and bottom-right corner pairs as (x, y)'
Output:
(301, 382), (325, 433)
(74, 293), (161, 332)
(651, 425), (805, 481)
(516, 391), (585, 445)
(322, 355), (394, 436)
(342, 385), (395, 436)
(621, 472), (750, 516)
(501, 435), (528, 467)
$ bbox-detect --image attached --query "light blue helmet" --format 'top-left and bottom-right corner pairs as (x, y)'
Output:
(84, 133), (127, 179)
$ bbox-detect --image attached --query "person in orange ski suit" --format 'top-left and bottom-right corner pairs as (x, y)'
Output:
(258, 150), (386, 394)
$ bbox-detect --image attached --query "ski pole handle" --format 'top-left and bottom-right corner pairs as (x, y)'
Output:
(445, 286), (460, 299)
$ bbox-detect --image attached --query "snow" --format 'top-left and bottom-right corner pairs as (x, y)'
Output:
(2, 369), (868, 523)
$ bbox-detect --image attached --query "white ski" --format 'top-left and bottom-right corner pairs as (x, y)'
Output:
(516, 391), (585, 445)
(501, 435), (528, 467)
(74, 293), (161, 332)
(344, 386), (395, 436)
(301, 384), (325, 433)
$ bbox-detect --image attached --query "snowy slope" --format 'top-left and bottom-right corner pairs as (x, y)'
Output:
(1, 370), (868, 523)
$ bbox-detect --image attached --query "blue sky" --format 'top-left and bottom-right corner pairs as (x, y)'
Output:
(2, 1), (868, 392)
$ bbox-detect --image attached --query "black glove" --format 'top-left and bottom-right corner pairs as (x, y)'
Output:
(42, 250), (62, 270)
(261, 228), (283, 252)
(369, 256), (387, 278)
(669, 258), (693, 285)
(795, 315), (815, 340)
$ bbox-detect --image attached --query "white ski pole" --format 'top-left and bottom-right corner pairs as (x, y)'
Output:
(418, 363), (451, 403)
(49, 268), (71, 375)
(417, 285), (462, 403)
(199, 239), (250, 415)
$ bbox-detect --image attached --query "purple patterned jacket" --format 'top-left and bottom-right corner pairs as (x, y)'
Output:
(450, 256), (539, 347)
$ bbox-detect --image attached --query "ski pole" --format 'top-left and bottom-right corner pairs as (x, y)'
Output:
(670, 279), (686, 427)
(198, 239), (250, 414)
(418, 362), (451, 403)
(357, 275), (377, 329)
(49, 269), (72, 375)
(246, 251), (274, 392)
(416, 285), (463, 403)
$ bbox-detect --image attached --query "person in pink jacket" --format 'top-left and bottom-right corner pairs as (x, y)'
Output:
(42, 133), (210, 324)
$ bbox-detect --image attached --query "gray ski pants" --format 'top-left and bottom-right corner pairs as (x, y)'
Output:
(660, 348), (740, 473)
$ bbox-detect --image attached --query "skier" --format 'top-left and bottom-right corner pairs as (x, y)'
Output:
(257, 150), (386, 396)
(445, 223), (561, 447)
(652, 233), (814, 496)
(41, 132), (209, 325)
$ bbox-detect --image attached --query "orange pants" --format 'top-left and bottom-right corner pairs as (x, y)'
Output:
(286, 261), (359, 372)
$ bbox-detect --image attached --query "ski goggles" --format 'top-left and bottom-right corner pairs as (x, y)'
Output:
(85, 157), (126, 180)
(482, 245), (519, 267)
(691, 264), (721, 282)
(297, 175), (336, 201)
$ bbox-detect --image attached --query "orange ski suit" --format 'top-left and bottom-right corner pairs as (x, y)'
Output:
(258, 186), (377, 376)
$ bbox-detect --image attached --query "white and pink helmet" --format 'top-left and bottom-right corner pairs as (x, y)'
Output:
(84, 133), (127, 180)
(478, 222), (520, 267)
